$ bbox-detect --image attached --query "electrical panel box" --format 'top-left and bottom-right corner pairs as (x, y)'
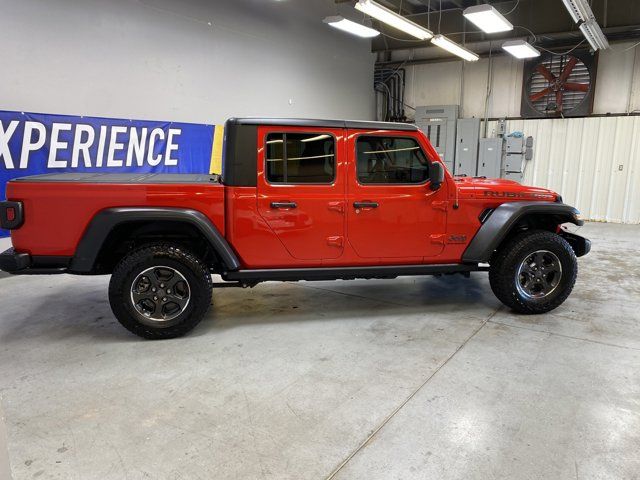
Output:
(478, 138), (503, 179)
(504, 171), (526, 182)
(503, 135), (534, 182)
(505, 136), (524, 155)
(496, 118), (507, 136)
(525, 135), (534, 160)
(454, 118), (480, 176)
(414, 105), (458, 173)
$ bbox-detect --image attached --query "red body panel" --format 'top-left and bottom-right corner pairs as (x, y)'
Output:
(255, 125), (347, 262)
(7, 182), (225, 256)
(7, 127), (559, 268)
(344, 128), (447, 260)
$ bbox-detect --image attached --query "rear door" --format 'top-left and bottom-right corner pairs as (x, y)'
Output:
(346, 130), (447, 259)
(256, 126), (346, 261)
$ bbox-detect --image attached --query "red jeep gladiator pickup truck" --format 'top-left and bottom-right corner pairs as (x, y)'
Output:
(0, 118), (590, 339)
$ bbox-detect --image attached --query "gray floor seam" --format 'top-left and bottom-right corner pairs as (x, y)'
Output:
(322, 306), (502, 480)
(488, 319), (640, 352)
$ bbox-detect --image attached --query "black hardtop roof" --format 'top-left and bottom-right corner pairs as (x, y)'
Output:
(226, 117), (418, 132)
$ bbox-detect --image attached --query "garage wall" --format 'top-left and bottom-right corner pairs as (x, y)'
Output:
(0, 0), (375, 124)
(485, 116), (640, 224)
(400, 42), (640, 224)
(403, 41), (640, 118)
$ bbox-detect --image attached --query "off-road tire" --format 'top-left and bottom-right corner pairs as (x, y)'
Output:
(109, 243), (212, 339)
(489, 230), (577, 314)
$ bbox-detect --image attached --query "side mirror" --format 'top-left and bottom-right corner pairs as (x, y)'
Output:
(429, 162), (445, 191)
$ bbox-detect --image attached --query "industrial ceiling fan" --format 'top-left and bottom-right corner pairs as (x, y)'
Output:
(521, 51), (597, 118)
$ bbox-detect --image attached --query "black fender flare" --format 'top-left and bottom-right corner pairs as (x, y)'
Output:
(69, 207), (241, 273)
(462, 202), (584, 263)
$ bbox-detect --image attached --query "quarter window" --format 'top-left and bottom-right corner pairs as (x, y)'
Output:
(356, 136), (430, 184)
(265, 133), (335, 184)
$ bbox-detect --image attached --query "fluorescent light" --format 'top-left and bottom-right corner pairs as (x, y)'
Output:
(502, 39), (540, 58)
(561, 0), (592, 23)
(323, 16), (380, 38)
(463, 4), (513, 34)
(561, 0), (609, 51)
(355, 0), (433, 40)
(431, 35), (479, 62)
(579, 19), (610, 50)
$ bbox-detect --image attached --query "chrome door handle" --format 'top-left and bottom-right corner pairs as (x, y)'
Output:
(353, 201), (379, 209)
(270, 201), (297, 209)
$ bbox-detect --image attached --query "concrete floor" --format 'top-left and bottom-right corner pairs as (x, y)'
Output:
(0, 221), (639, 480)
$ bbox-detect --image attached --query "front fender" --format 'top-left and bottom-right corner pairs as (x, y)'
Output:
(462, 202), (584, 263)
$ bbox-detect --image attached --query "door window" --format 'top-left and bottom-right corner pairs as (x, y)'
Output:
(265, 133), (335, 184)
(356, 136), (429, 184)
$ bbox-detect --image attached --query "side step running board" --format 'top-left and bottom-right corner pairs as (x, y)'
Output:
(223, 263), (485, 283)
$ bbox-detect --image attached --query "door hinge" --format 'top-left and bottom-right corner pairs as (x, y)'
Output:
(326, 236), (344, 248)
(328, 201), (345, 214)
(430, 234), (446, 245)
(432, 201), (448, 211)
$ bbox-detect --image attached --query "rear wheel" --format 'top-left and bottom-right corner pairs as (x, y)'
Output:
(109, 243), (212, 339)
(489, 230), (577, 314)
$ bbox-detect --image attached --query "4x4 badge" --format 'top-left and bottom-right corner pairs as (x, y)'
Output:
(448, 234), (467, 244)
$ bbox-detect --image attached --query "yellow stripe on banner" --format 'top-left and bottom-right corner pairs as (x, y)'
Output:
(209, 124), (225, 175)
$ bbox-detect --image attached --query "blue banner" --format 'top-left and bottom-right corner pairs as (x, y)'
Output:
(0, 110), (215, 237)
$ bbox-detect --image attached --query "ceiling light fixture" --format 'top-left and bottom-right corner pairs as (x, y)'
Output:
(561, 0), (609, 50)
(579, 19), (610, 51)
(502, 39), (540, 58)
(463, 4), (513, 34)
(431, 34), (479, 62)
(354, 0), (433, 40)
(323, 16), (380, 38)
(561, 0), (592, 23)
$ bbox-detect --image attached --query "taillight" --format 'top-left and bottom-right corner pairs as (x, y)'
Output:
(0, 201), (24, 230)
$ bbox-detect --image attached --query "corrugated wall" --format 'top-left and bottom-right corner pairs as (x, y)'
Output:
(485, 116), (640, 224)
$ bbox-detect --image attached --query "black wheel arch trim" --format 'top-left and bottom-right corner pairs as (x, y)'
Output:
(462, 201), (586, 263)
(558, 231), (591, 257)
(69, 207), (241, 273)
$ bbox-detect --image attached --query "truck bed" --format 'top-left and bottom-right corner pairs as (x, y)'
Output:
(6, 173), (226, 256)
(11, 173), (220, 184)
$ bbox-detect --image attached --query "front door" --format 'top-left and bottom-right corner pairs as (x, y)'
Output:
(256, 126), (345, 261)
(346, 131), (447, 259)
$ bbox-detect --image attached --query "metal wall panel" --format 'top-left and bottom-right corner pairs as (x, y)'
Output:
(485, 116), (640, 224)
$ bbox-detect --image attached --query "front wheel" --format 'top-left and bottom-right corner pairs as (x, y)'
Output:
(109, 243), (212, 339)
(489, 230), (578, 314)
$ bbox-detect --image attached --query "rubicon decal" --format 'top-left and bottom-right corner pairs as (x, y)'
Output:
(483, 190), (555, 200)
(483, 191), (526, 198)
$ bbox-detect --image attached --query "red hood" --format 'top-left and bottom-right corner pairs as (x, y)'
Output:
(453, 176), (560, 202)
